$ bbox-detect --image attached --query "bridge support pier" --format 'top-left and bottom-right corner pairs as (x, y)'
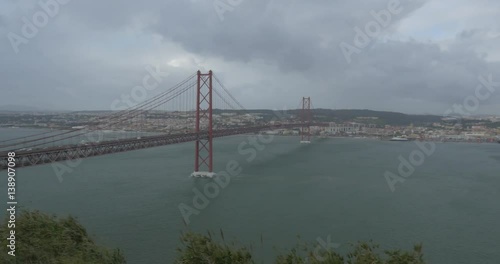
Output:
(191, 70), (216, 178)
(300, 97), (311, 144)
(191, 171), (216, 178)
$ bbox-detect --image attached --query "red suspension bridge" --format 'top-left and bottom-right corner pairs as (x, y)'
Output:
(0, 71), (319, 177)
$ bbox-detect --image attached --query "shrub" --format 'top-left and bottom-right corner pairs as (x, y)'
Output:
(0, 210), (126, 264)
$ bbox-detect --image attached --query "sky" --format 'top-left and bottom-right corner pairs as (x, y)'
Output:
(0, 0), (499, 115)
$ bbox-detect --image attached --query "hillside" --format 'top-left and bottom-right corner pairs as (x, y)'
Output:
(214, 109), (442, 126)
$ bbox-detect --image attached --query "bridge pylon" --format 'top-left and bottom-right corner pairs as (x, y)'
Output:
(191, 70), (216, 178)
(300, 97), (311, 144)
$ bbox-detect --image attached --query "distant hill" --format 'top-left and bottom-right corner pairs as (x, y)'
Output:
(0, 104), (62, 112)
(309, 109), (442, 126)
(213, 108), (442, 126)
(0, 106), (443, 126)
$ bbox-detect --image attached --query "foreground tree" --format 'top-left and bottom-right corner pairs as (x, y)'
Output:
(0, 210), (424, 263)
(275, 240), (424, 264)
(176, 230), (253, 264)
(176, 231), (425, 264)
(0, 210), (126, 264)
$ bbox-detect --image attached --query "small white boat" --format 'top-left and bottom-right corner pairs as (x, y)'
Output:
(390, 136), (409, 141)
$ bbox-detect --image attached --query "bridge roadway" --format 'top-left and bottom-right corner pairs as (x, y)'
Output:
(0, 123), (318, 170)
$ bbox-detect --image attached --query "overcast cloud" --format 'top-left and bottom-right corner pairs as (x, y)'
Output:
(0, 0), (499, 115)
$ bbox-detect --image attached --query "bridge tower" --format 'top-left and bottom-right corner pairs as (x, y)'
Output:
(192, 70), (216, 178)
(300, 97), (311, 144)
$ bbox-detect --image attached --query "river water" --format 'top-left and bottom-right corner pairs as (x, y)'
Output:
(1, 128), (499, 263)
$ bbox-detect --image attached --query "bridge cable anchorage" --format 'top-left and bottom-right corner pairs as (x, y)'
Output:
(300, 97), (312, 144)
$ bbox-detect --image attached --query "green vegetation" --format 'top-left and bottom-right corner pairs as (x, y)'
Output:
(176, 231), (425, 264)
(486, 121), (500, 128)
(0, 210), (126, 264)
(0, 210), (425, 264)
(310, 109), (441, 126)
(176, 230), (253, 263)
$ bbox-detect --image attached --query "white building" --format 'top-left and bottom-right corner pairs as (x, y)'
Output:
(325, 123), (361, 134)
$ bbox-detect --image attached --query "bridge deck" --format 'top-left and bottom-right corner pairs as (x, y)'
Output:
(0, 123), (318, 170)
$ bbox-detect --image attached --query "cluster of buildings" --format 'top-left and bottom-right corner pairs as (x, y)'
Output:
(97, 111), (265, 133)
(0, 111), (267, 134)
(304, 121), (500, 143)
(1, 111), (499, 143)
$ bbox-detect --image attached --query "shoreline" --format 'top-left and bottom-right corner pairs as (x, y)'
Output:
(1, 127), (498, 145)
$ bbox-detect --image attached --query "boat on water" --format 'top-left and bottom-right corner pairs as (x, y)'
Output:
(390, 136), (409, 141)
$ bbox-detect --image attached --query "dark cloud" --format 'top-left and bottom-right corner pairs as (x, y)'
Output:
(0, 0), (499, 115)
